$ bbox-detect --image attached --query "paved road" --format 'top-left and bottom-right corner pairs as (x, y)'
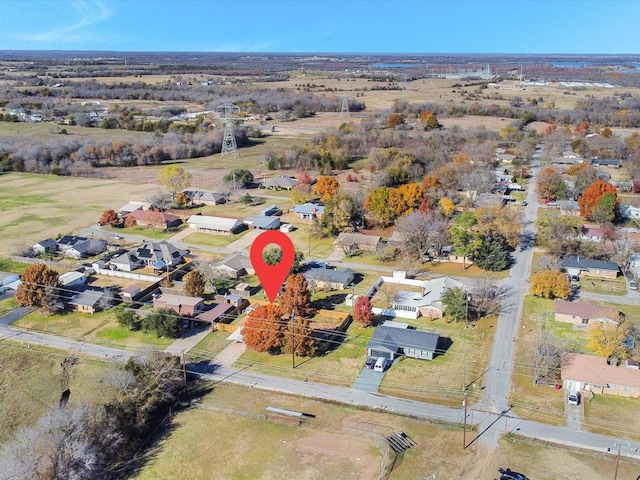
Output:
(477, 160), (540, 449)
(0, 305), (33, 325)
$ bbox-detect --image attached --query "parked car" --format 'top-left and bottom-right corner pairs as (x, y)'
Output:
(374, 357), (388, 372)
(109, 233), (124, 240)
(629, 280), (637, 291)
(365, 357), (376, 369)
(521, 200), (528, 206)
(568, 391), (580, 406)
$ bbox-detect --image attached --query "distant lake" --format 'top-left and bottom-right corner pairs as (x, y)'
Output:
(372, 63), (420, 69)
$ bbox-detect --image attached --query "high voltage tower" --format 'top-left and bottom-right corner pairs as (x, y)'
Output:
(218, 101), (242, 157)
(340, 90), (350, 118)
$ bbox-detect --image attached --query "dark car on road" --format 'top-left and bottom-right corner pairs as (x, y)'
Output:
(365, 357), (376, 369)
(498, 468), (529, 480)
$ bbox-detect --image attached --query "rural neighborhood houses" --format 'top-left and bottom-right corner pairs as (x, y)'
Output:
(109, 240), (188, 272)
(333, 232), (381, 252)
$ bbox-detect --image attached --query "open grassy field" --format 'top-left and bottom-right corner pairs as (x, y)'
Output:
(0, 341), (119, 442)
(134, 382), (640, 480)
(0, 172), (159, 253)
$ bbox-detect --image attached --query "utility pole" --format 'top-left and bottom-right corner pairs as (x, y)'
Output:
(291, 310), (296, 369)
(181, 350), (188, 395)
(463, 358), (468, 449)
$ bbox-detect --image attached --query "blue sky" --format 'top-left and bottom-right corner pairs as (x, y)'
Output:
(1, 0), (639, 54)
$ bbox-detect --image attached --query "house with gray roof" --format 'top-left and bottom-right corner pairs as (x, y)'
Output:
(110, 241), (188, 272)
(262, 175), (298, 190)
(184, 190), (227, 205)
(304, 267), (355, 291)
(56, 236), (107, 259)
(559, 256), (620, 279)
(366, 323), (440, 361)
(214, 252), (255, 278)
(67, 288), (106, 314)
(591, 158), (621, 168)
(244, 215), (281, 230)
(33, 238), (58, 254)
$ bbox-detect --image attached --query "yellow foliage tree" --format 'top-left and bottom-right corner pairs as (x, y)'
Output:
(439, 197), (454, 217)
(529, 270), (571, 299)
(588, 320), (631, 362)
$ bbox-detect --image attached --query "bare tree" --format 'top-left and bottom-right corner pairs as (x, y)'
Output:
(395, 210), (449, 261)
(532, 335), (563, 386)
(469, 277), (510, 320)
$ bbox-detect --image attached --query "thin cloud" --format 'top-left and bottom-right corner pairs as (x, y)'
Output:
(18, 1), (111, 44)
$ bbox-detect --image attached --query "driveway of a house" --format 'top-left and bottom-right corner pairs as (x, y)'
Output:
(226, 229), (262, 251)
(353, 364), (386, 392)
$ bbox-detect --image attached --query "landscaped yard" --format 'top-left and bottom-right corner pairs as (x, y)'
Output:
(186, 330), (231, 361)
(583, 394), (640, 441)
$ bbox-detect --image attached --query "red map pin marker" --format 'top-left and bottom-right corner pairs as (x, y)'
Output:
(250, 230), (295, 303)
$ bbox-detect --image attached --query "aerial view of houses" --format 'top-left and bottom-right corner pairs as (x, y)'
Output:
(1, 3), (640, 479)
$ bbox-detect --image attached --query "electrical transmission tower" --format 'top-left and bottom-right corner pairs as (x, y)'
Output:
(340, 90), (350, 118)
(218, 101), (242, 157)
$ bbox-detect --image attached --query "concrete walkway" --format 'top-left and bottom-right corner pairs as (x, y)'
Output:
(168, 226), (196, 242)
(214, 341), (247, 367)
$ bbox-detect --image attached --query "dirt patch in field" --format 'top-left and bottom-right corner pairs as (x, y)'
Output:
(295, 430), (379, 480)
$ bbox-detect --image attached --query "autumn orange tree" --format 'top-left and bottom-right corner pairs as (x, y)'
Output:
(280, 273), (314, 318)
(353, 295), (373, 327)
(315, 176), (340, 202)
(419, 111), (440, 130)
(16, 263), (60, 309)
(578, 180), (617, 219)
(242, 304), (286, 354)
(386, 113), (405, 128)
(529, 270), (571, 299)
(99, 209), (119, 226)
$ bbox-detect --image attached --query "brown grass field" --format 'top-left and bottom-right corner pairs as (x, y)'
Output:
(133, 382), (640, 480)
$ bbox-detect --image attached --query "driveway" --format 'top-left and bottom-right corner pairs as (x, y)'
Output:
(227, 229), (262, 251)
(353, 365), (385, 392)
(0, 306), (34, 325)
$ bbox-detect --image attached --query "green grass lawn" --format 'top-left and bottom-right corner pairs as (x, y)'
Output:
(0, 257), (30, 274)
(583, 394), (640, 441)
(118, 225), (178, 240)
(14, 309), (172, 349)
(186, 330), (231, 362)
(183, 230), (248, 247)
(578, 276), (628, 295)
(0, 297), (18, 317)
(286, 226), (337, 258)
